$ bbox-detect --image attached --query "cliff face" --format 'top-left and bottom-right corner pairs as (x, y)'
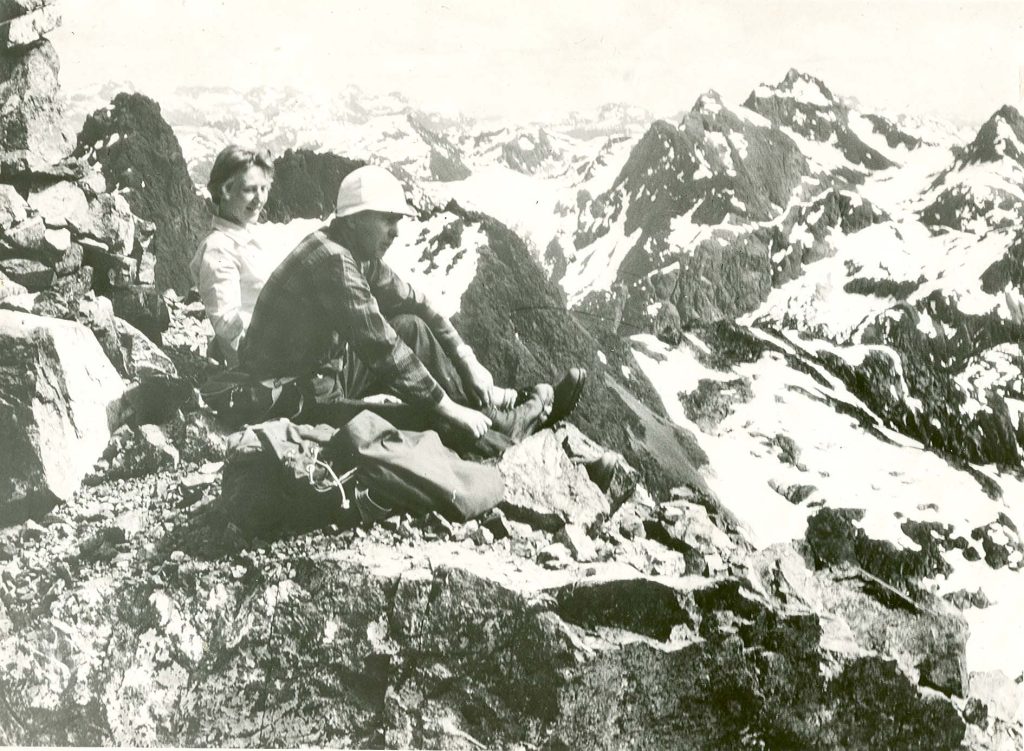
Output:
(73, 91), (209, 295)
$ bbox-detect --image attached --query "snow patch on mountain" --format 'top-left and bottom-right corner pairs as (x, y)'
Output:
(424, 167), (560, 246)
(920, 106), (1024, 234)
(386, 212), (485, 318)
(630, 331), (1024, 694)
(561, 199), (640, 305)
(847, 111), (915, 165)
(751, 223), (1014, 341)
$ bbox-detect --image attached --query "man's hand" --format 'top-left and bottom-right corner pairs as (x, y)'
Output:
(457, 354), (497, 408)
(435, 395), (491, 439)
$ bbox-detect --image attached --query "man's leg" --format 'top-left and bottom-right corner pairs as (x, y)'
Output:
(293, 314), (550, 455)
(387, 314), (472, 405)
(291, 314), (462, 427)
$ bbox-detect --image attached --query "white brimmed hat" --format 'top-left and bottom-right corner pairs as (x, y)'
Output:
(335, 165), (415, 218)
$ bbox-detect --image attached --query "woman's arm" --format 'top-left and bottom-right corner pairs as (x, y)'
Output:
(196, 239), (247, 361)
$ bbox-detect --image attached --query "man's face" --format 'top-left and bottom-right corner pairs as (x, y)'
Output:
(350, 211), (402, 260)
(219, 165), (271, 226)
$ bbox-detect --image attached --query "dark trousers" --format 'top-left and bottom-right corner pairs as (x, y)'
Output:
(288, 314), (510, 458)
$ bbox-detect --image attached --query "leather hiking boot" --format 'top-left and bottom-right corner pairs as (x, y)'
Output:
(485, 385), (553, 442)
(539, 367), (587, 429)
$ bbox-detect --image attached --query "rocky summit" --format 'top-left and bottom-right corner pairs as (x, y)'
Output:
(1, 5), (1023, 749)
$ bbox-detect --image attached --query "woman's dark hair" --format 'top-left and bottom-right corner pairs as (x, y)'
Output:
(207, 145), (274, 205)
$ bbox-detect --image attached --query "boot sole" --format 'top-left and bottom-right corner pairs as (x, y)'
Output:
(539, 370), (586, 430)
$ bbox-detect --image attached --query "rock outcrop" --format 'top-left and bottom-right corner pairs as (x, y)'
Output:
(0, 28), (69, 171)
(73, 91), (209, 295)
(0, 310), (125, 523)
(0, 417), (990, 748)
(0, 10), (170, 348)
(263, 148), (365, 223)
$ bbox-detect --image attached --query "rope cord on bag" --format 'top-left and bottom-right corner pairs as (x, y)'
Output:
(307, 450), (357, 510)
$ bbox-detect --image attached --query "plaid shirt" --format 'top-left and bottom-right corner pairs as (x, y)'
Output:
(239, 228), (465, 408)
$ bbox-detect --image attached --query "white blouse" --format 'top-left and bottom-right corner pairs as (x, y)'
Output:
(190, 215), (281, 366)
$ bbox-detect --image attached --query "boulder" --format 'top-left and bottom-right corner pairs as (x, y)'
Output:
(119, 377), (194, 426)
(25, 263), (90, 318)
(0, 310), (125, 523)
(3, 3), (60, 47)
(49, 238), (81, 276)
(27, 180), (89, 229)
(0, 267), (26, 300)
(555, 523), (598, 561)
(0, 39), (68, 169)
(80, 236), (135, 290)
(0, 256), (51, 289)
(0, 289), (32, 311)
(108, 315), (189, 425)
(77, 193), (135, 253)
(136, 247), (156, 285)
(110, 283), (169, 343)
(0, 184), (27, 228)
(76, 293), (125, 374)
(133, 217), (156, 284)
(115, 315), (177, 379)
(40, 225), (69, 260)
(76, 165), (106, 197)
(647, 499), (738, 575)
(557, 423), (639, 506)
(2, 213), (44, 253)
(498, 430), (610, 531)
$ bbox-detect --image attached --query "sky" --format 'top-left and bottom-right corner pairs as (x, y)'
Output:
(53, 0), (1024, 125)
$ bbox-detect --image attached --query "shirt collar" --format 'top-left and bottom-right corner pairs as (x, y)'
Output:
(319, 227), (374, 273)
(211, 214), (256, 246)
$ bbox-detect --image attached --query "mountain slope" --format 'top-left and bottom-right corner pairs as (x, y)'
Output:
(744, 68), (897, 175)
(920, 105), (1024, 234)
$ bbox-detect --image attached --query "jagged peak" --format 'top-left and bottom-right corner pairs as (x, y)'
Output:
(752, 69), (838, 109)
(783, 67), (812, 85)
(990, 104), (1024, 131)
(692, 90), (726, 115)
(961, 103), (1024, 165)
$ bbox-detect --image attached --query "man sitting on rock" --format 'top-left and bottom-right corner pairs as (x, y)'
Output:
(232, 165), (586, 453)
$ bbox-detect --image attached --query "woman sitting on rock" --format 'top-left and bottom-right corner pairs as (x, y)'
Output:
(190, 145), (279, 367)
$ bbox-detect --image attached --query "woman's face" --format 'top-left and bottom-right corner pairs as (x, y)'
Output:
(219, 165), (271, 226)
